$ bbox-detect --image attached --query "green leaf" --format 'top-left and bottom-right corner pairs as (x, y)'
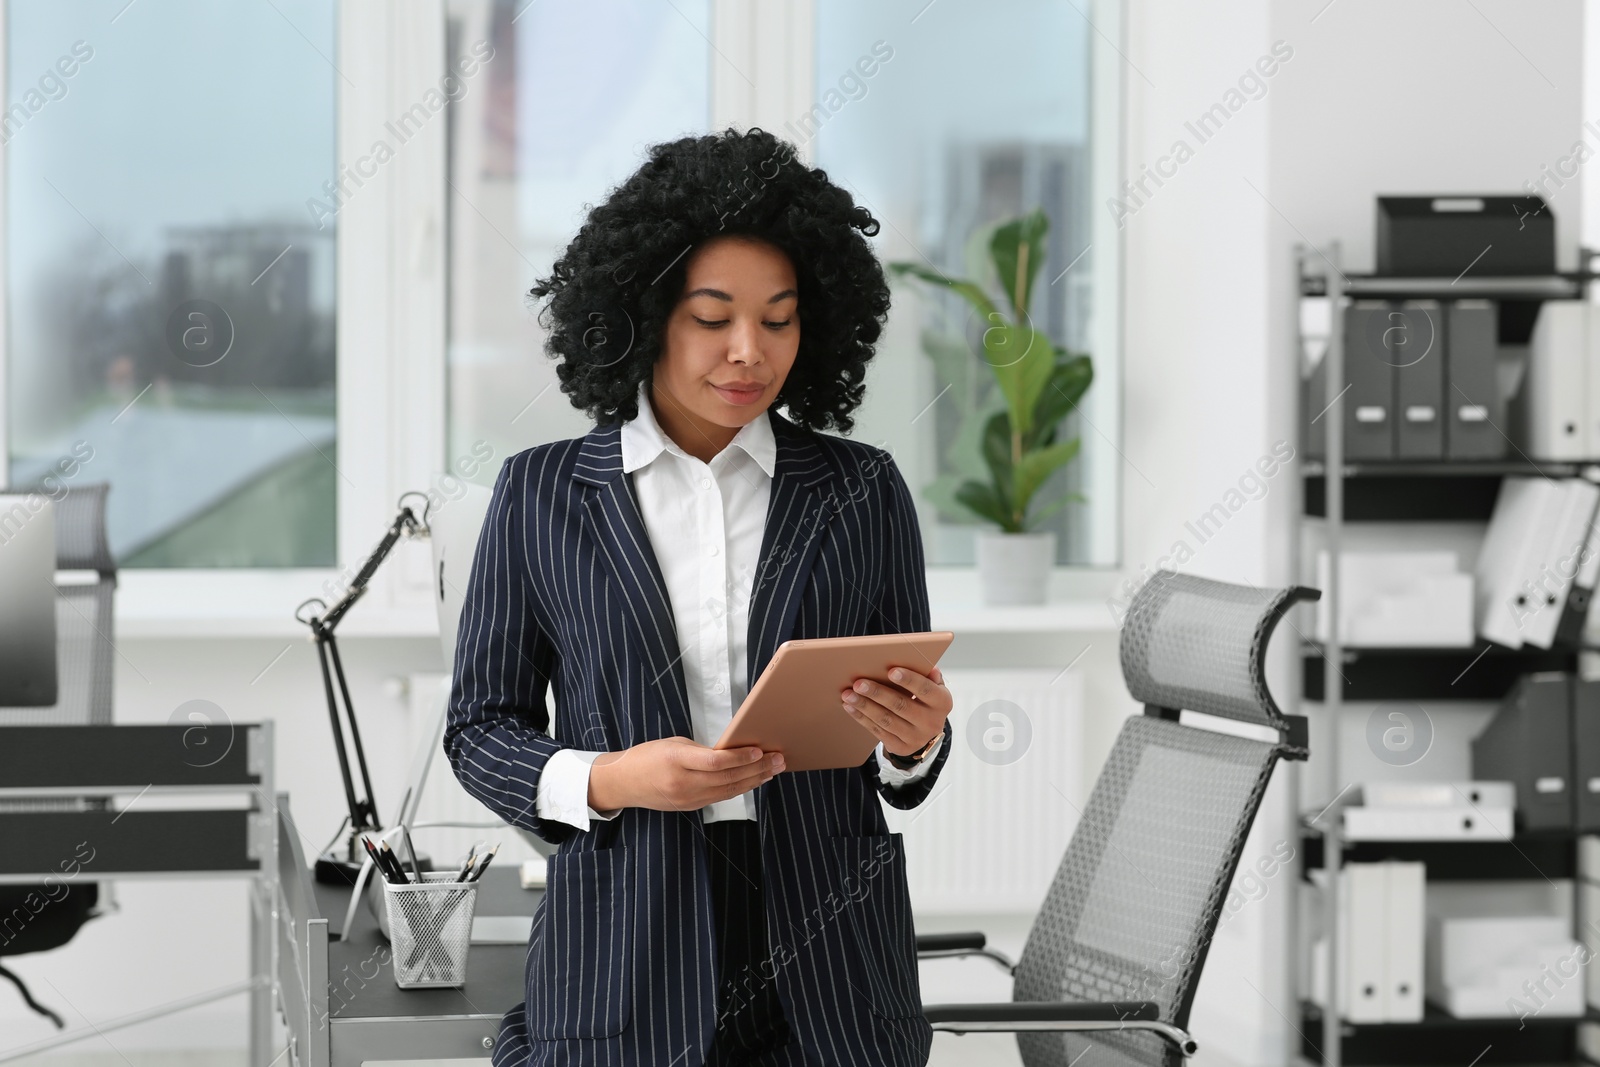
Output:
(989, 209), (1050, 319)
(983, 325), (1056, 439)
(1021, 491), (1080, 529)
(964, 221), (1002, 298)
(921, 472), (977, 524)
(1027, 354), (1094, 450)
(1013, 437), (1081, 514)
(887, 261), (999, 324)
(980, 409), (1015, 504)
(919, 330), (975, 412)
(954, 479), (1018, 531)
(947, 398), (997, 483)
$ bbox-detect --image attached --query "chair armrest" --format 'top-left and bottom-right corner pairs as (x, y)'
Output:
(923, 1000), (1197, 1057)
(926, 1001), (1158, 1024)
(916, 932), (987, 953)
(915, 930), (1015, 974)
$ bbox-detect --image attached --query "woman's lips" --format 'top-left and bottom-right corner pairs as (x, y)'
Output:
(713, 383), (764, 405)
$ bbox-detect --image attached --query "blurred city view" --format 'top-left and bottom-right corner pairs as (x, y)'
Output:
(6, 0), (336, 568)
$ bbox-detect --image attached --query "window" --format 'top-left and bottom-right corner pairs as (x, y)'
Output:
(811, 0), (1120, 567)
(444, 0), (711, 466)
(0, 1), (1119, 632)
(444, 0), (1121, 568)
(4, 0), (338, 568)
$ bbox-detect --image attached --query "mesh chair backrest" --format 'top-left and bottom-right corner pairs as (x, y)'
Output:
(1013, 718), (1282, 1067)
(0, 484), (115, 727)
(1119, 570), (1312, 731)
(50, 484), (116, 578)
(1013, 572), (1315, 1067)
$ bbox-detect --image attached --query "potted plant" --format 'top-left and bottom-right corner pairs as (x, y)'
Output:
(888, 208), (1092, 605)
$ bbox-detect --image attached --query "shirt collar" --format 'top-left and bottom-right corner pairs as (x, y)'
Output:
(619, 379), (776, 478)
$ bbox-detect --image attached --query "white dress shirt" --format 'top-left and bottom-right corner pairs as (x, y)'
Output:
(534, 379), (942, 830)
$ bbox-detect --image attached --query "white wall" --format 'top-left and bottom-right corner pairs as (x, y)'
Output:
(1118, 2), (1291, 1063)
(1271, 0), (1585, 274)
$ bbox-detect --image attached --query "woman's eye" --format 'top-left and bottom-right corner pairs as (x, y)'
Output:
(764, 319), (792, 330)
(693, 317), (729, 328)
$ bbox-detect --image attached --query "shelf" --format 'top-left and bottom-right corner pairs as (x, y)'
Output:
(1302, 641), (1579, 701)
(1300, 826), (1577, 880)
(1298, 272), (1586, 300)
(1299, 999), (1590, 1065)
(1303, 462), (1600, 522)
(1303, 460), (1600, 477)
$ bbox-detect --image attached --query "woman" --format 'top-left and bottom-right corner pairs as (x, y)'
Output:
(446, 127), (955, 1067)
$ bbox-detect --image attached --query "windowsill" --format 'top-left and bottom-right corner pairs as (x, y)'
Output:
(114, 569), (440, 641)
(114, 566), (1123, 639)
(929, 600), (1117, 634)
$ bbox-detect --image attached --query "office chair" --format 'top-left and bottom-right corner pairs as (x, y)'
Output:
(0, 483), (117, 1027)
(920, 570), (1317, 1066)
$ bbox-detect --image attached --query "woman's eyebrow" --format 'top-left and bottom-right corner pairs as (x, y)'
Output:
(682, 287), (799, 303)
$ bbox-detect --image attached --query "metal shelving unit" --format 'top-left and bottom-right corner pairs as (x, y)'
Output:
(1292, 244), (1597, 1066)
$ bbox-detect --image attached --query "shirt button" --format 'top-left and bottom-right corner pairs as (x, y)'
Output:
(708, 544), (720, 556)
(713, 681), (726, 694)
(699, 477), (711, 489)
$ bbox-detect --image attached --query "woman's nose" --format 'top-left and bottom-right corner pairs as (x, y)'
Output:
(727, 318), (762, 361)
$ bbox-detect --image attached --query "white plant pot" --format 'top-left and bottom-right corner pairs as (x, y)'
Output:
(976, 530), (1055, 606)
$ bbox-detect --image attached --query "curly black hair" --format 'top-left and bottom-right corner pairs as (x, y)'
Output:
(527, 127), (891, 434)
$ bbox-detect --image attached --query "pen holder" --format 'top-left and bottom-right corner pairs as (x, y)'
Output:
(382, 872), (478, 989)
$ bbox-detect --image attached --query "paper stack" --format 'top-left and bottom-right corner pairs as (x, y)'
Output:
(1426, 915), (1583, 1018)
(1315, 551), (1474, 646)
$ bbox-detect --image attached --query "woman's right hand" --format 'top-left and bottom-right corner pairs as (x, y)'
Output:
(587, 738), (784, 812)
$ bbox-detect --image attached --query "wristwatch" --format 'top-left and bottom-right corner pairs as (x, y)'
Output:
(884, 728), (942, 771)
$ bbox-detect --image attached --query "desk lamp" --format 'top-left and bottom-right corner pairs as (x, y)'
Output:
(297, 491), (431, 884)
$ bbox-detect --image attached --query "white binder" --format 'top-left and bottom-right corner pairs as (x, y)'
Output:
(1342, 805), (1512, 840)
(1384, 861), (1425, 1022)
(1478, 477), (1567, 648)
(1339, 862), (1389, 1022)
(1360, 780), (1515, 810)
(1523, 479), (1600, 648)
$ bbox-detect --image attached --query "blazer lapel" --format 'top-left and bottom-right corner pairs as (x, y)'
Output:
(572, 422), (694, 740)
(744, 411), (840, 691)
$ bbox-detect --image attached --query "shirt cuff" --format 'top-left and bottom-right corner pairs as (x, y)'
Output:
(876, 733), (943, 788)
(535, 749), (624, 831)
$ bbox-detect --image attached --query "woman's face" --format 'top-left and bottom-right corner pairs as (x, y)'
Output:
(651, 235), (800, 442)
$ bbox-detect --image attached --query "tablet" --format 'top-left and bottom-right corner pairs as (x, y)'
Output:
(713, 631), (955, 772)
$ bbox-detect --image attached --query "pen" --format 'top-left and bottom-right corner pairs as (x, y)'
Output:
(451, 843), (478, 883)
(465, 843), (500, 883)
(378, 841), (411, 884)
(361, 836), (404, 886)
(401, 823), (424, 882)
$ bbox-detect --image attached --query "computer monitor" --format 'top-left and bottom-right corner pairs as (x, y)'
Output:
(0, 494), (58, 706)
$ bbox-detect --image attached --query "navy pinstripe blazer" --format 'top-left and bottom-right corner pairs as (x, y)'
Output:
(445, 407), (954, 1067)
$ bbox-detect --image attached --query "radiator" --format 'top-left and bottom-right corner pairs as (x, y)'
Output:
(883, 667), (1084, 915)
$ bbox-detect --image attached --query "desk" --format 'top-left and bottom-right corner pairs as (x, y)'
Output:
(275, 802), (541, 1066)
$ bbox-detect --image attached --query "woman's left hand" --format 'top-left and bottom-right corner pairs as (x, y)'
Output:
(841, 664), (952, 759)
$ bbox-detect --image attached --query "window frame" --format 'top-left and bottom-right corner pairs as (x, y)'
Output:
(0, 0), (1123, 637)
